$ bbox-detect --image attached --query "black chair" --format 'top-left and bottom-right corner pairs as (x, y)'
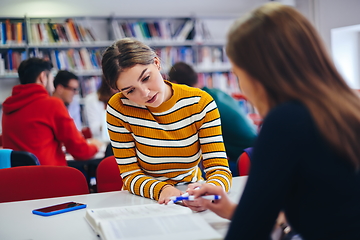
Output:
(105, 142), (114, 158)
(11, 150), (40, 167)
(0, 149), (40, 169)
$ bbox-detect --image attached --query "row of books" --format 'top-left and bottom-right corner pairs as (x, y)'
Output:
(112, 19), (195, 42)
(0, 50), (27, 74)
(152, 46), (229, 72)
(0, 20), (26, 45)
(30, 48), (102, 72)
(196, 46), (229, 68)
(153, 46), (194, 72)
(28, 18), (98, 45)
(0, 17), (219, 48)
(0, 46), (231, 77)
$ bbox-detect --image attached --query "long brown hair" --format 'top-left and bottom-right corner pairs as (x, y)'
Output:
(226, 2), (360, 169)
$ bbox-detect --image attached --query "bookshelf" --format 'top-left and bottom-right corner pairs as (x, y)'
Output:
(0, 17), (27, 77)
(26, 16), (112, 79)
(0, 15), (240, 107)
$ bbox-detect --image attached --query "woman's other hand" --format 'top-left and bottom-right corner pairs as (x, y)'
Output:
(158, 185), (183, 204)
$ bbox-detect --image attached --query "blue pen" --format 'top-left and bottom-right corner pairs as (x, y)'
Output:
(169, 195), (221, 202)
(181, 186), (200, 198)
(166, 187), (200, 205)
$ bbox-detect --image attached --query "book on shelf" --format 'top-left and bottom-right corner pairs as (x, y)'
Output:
(138, 21), (150, 39)
(194, 19), (212, 42)
(175, 19), (195, 41)
(72, 50), (84, 70)
(79, 48), (93, 70)
(123, 21), (135, 38)
(63, 21), (76, 43)
(6, 49), (13, 71)
(30, 23), (40, 44)
(0, 22), (5, 44)
(76, 23), (89, 42)
(111, 20), (124, 40)
(0, 55), (5, 75)
(67, 19), (80, 42)
(5, 20), (12, 44)
(131, 22), (144, 41)
(44, 23), (55, 43)
(147, 21), (159, 40)
(16, 22), (23, 44)
(39, 22), (49, 44)
(28, 18), (98, 44)
(48, 22), (59, 42)
(84, 203), (222, 240)
(58, 24), (69, 42)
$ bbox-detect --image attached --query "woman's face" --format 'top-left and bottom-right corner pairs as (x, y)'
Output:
(231, 61), (269, 117)
(116, 58), (171, 108)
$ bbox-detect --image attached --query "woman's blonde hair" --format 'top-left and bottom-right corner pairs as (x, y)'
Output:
(226, 2), (360, 169)
(102, 38), (157, 90)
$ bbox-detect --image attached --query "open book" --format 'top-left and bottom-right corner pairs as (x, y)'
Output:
(85, 203), (222, 240)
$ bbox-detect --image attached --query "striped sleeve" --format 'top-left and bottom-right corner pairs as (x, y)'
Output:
(198, 93), (232, 191)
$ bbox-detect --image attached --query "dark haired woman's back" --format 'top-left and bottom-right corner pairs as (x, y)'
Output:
(226, 101), (360, 240)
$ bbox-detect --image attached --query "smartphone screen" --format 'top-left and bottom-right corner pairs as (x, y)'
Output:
(32, 202), (86, 216)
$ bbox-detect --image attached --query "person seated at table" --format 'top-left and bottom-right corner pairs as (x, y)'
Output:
(52, 70), (82, 130)
(186, 2), (360, 239)
(168, 62), (257, 176)
(83, 77), (118, 143)
(1, 58), (103, 166)
(101, 38), (232, 205)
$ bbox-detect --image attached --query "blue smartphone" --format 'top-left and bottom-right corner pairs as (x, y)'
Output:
(32, 201), (87, 217)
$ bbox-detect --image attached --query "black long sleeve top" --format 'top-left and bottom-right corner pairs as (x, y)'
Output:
(226, 101), (360, 240)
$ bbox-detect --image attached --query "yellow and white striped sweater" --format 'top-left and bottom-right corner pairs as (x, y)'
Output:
(106, 81), (232, 200)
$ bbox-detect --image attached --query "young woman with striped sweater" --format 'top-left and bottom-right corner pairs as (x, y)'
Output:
(101, 38), (232, 210)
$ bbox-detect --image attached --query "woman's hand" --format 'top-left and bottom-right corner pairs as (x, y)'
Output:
(186, 183), (237, 220)
(182, 183), (207, 212)
(158, 185), (183, 204)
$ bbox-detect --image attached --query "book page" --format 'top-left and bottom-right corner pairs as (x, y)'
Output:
(85, 204), (192, 231)
(99, 213), (222, 240)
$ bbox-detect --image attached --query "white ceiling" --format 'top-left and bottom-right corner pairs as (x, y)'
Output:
(0, 0), (269, 18)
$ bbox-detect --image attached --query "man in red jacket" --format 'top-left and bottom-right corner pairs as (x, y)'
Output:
(1, 58), (102, 166)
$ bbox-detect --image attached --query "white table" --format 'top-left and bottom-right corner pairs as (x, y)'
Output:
(0, 176), (248, 240)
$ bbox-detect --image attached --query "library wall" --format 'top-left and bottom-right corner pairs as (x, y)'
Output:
(331, 28), (360, 89)
(314, 0), (360, 51)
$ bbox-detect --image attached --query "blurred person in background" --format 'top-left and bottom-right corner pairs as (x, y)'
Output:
(52, 70), (82, 130)
(2, 58), (102, 166)
(168, 61), (257, 176)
